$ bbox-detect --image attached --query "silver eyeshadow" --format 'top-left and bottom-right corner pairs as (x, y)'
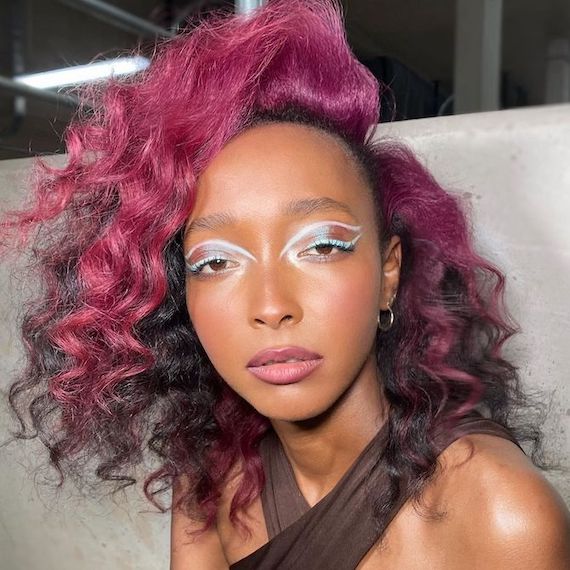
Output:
(184, 221), (364, 262)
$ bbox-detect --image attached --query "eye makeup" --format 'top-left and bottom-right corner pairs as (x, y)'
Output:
(185, 221), (363, 277)
(185, 239), (257, 262)
(279, 221), (363, 259)
(185, 239), (256, 276)
(297, 235), (361, 259)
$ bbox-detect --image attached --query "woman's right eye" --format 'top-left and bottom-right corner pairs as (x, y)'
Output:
(186, 255), (238, 277)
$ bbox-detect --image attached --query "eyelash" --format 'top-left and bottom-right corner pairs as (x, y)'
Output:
(186, 254), (232, 276)
(301, 238), (356, 258)
(185, 237), (357, 278)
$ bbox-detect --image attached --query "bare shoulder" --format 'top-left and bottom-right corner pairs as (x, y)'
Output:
(435, 432), (570, 568)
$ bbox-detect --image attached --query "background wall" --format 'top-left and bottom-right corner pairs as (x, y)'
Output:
(1, 103), (569, 569)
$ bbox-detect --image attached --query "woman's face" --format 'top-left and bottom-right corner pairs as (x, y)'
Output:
(184, 122), (399, 422)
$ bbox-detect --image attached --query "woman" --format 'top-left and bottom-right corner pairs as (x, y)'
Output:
(2, 0), (569, 568)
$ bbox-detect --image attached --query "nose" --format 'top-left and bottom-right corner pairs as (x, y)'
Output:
(248, 265), (303, 330)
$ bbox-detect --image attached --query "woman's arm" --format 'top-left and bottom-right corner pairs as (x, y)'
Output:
(170, 474), (230, 570)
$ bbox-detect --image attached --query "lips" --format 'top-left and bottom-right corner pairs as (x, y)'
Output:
(247, 346), (323, 367)
(247, 359), (323, 385)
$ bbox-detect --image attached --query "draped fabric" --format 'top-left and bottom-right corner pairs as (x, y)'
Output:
(230, 411), (524, 569)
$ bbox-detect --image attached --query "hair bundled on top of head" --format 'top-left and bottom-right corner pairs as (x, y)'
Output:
(0, 0), (552, 539)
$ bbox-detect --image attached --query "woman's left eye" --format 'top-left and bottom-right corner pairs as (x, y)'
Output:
(300, 238), (356, 258)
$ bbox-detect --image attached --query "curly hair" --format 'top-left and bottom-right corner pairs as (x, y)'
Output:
(0, 0), (553, 539)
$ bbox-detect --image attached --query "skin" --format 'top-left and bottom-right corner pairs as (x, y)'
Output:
(173, 122), (570, 569)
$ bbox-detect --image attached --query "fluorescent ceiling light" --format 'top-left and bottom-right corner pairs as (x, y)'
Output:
(14, 56), (150, 89)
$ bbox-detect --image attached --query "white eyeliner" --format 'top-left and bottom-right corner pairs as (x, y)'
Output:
(185, 239), (257, 261)
(279, 221), (363, 259)
(185, 221), (363, 268)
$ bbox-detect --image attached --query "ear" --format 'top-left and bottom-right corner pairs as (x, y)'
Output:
(379, 235), (402, 310)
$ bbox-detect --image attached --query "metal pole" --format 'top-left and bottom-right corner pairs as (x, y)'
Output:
(235, 0), (267, 15)
(545, 38), (570, 104)
(454, 0), (503, 113)
(0, 76), (80, 107)
(56, 0), (175, 39)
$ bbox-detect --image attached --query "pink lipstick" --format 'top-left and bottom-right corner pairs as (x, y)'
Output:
(246, 346), (323, 385)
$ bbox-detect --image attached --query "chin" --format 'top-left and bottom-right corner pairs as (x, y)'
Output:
(252, 393), (339, 424)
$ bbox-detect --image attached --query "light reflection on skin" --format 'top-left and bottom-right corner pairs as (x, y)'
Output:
(184, 220), (364, 275)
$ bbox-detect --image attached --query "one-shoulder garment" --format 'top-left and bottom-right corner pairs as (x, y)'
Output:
(230, 411), (524, 569)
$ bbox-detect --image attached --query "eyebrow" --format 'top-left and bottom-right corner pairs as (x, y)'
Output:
(184, 197), (355, 238)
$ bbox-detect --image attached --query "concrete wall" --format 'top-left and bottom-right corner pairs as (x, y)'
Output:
(1, 103), (569, 569)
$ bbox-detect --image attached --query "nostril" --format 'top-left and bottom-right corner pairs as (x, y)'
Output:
(253, 314), (294, 327)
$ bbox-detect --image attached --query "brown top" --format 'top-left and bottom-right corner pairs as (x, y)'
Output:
(230, 411), (524, 569)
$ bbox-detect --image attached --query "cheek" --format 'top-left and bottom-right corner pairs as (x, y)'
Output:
(185, 249), (382, 367)
(307, 259), (380, 336)
(185, 281), (244, 369)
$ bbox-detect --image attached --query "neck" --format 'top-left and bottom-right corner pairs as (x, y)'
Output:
(269, 352), (389, 507)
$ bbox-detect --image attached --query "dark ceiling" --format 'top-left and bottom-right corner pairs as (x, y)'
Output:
(1, 0), (568, 160)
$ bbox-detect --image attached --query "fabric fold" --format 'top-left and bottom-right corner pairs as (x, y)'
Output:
(230, 411), (524, 569)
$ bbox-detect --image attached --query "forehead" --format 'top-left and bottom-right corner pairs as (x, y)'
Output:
(190, 122), (372, 222)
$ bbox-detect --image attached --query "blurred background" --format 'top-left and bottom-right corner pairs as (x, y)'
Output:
(1, 0), (570, 160)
